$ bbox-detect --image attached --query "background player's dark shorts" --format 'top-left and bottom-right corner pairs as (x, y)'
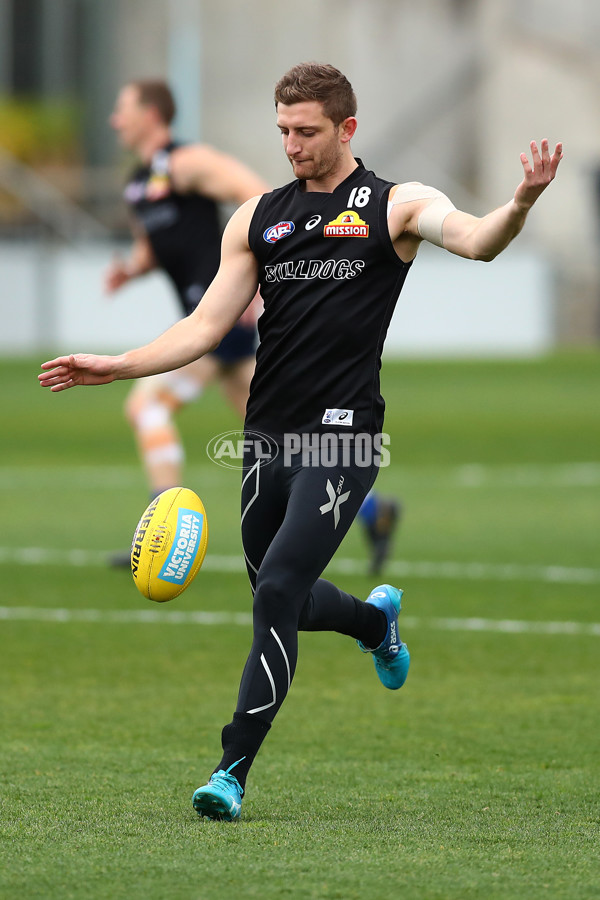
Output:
(213, 323), (258, 365)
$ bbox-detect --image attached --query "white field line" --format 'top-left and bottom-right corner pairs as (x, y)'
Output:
(0, 547), (599, 586)
(453, 462), (600, 488)
(1, 462), (600, 490)
(0, 605), (599, 637)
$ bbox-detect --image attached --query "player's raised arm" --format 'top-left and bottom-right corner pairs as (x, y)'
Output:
(390, 140), (563, 262)
(39, 198), (261, 392)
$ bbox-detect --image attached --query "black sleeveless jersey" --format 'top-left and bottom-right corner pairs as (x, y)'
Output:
(124, 142), (222, 315)
(245, 160), (412, 440)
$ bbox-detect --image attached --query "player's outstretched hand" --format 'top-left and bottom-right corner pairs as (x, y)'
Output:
(514, 139), (563, 211)
(38, 354), (119, 391)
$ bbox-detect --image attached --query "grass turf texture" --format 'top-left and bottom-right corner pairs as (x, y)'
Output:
(1, 353), (599, 900)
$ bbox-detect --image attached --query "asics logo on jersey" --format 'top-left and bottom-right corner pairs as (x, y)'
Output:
(263, 221), (295, 243)
(305, 214), (322, 231)
(264, 258), (365, 283)
(319, 477), (351, 529)
(324, 210), (369, 238)
(322, 408), (354, 426)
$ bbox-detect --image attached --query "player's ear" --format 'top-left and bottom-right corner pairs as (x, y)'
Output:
(339, 117), (357, 143)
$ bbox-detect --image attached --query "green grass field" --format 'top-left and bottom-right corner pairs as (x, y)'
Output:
(1, 353), (599, 900)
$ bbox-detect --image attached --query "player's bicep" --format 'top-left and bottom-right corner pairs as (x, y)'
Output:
(389, 182), (456, 249)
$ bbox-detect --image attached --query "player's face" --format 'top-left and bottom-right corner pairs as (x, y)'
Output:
(110, 86), (151, 150)
(277, 101), (349, 182)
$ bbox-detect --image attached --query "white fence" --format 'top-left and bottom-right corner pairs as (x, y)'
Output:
(2, 240), (554, 357)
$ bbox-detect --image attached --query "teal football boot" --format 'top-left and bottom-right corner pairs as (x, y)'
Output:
(192, 760), (244, 821)
(357, 584), (410, 690)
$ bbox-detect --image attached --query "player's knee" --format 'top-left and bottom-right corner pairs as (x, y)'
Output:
(252, 570), (294, 623)
(126, 393), (173, 434)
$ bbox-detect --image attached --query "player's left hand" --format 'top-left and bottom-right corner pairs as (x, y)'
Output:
(514, 139), (563, 211)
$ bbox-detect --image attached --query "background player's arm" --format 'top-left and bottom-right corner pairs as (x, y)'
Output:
(170, 144), (270, 204)
(104, 225), (158, 293)
(40, 199), (261, 392)
(391, 140), (562, 262)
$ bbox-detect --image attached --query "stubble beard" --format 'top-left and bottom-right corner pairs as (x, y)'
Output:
(289, 136), (343, 183)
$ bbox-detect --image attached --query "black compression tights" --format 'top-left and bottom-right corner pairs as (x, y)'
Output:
(213, 447), (387, 786)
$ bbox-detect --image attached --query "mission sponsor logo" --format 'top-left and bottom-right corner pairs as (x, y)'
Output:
(263, 220), (295, 243)
(145, 173), (171, 200)
(264, 258), (365, 282)
(324, 210), (369, 238)
(123, 175), (171, 204)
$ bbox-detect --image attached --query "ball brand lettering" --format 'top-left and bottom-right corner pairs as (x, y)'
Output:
(131, 496), (161, 579)
(158, 509), (203, 584)
(264, 258), (365, 283)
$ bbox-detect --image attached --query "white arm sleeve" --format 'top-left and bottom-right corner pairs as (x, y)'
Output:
(388, 182), (457, 248)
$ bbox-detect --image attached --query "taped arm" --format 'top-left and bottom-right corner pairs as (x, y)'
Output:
(390, 141), (562, 261)
(389, 182), (527, 262)
(388, 182), (457, 249)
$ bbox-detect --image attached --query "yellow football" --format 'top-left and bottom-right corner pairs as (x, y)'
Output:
(130, 487), (208, 602)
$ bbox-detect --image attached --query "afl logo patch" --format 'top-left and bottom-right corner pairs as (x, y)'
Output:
(264, 221), (295, 243)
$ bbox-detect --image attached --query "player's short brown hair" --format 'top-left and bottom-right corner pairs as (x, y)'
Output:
(274, 63), (357, 125)
(129, 79), (176, 125)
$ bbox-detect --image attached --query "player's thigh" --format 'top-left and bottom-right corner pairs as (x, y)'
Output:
(241, 456), (288, 589)
(218, 357), (256, 418)
(255, 461), (377, 603)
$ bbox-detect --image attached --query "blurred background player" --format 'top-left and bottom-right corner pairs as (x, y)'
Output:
(106, 78), (400, 573)
(105, 79), (269, 566)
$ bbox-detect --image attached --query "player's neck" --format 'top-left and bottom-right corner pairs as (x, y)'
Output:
(137, 127), (173, 164)
(303, 154), (358, 194)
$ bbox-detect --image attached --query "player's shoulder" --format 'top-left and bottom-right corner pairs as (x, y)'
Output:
(389, 181), (446, 203)
(226, 194), (265, 232)
(170, 141), (215, 167)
